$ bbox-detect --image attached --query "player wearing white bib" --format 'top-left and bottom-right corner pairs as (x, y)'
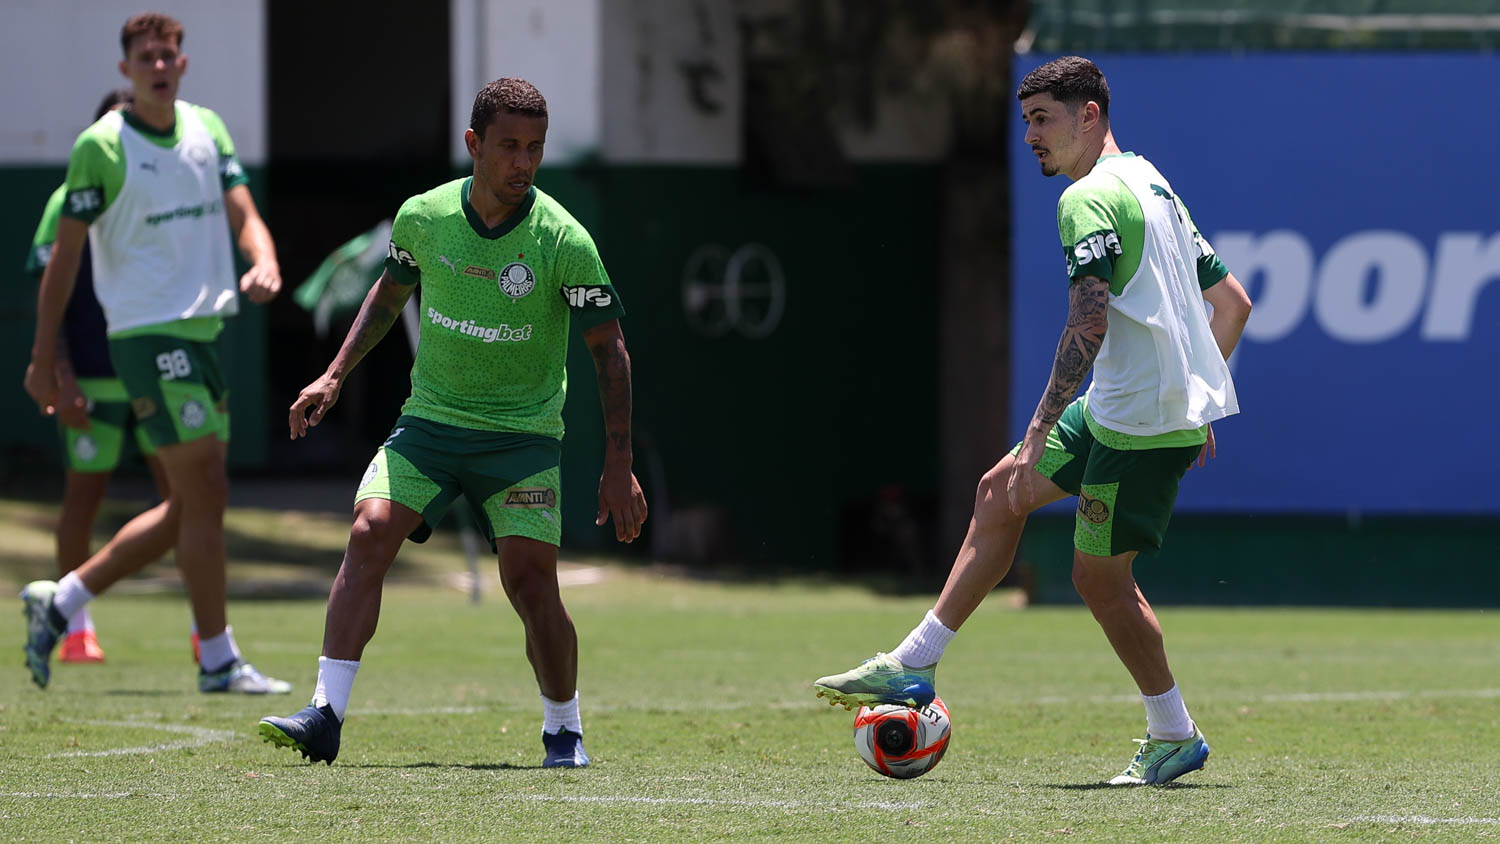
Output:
(813, 56), (1254, 786)
(21, 12), (290, 695)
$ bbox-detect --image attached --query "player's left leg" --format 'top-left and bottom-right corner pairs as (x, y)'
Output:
(479, 461), (588, 767)
(1070, 439), (1208, 785)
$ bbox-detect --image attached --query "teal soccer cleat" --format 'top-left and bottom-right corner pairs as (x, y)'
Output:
(812, 653), (936, 710)
(1108, 728), (1211, 785)
(19, 580), (64, 689)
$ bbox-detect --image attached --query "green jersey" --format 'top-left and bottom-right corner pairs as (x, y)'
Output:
(384, 179), (626, 438)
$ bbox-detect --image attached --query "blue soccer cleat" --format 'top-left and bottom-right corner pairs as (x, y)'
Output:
(259, 703), (342, 765)
(542, 728), (590, 768)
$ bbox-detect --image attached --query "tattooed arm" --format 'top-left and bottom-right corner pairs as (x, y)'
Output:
(583, 318), (647, 542)
(1006, 274), (1110, 514)
(288, 269), (415, 439)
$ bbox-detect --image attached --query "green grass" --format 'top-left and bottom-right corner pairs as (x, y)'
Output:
(1, 501), (1498, 841)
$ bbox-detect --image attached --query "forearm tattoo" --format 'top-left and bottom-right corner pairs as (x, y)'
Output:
(1032, 275), (1110, 429)
(589, 334), (633, 457)
(341, 280), (407, 366)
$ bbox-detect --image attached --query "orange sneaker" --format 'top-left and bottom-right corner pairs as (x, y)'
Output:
(59, 629), (106, 663)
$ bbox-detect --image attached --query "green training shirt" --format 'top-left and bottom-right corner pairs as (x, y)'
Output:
(384, 178), (626, 438)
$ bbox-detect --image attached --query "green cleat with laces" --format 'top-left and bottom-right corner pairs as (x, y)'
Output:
(812, 652), (936, 710)
(1108, 728), (1211, 785)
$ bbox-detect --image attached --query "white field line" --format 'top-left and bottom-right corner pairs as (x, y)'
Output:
(1356, 816), (1500, 825)
(514, 794), (927, 812)
(2, 792), (135, 799)
(46, 720), (237, 758)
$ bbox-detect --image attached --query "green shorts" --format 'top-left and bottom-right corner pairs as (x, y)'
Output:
(107, 335), (230, 448)
(354, 414), (563, 549)
(59, 378), (157, 472)
(1013, 397), (1203, 557)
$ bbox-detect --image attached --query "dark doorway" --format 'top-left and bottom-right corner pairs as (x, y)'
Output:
(264, 0), (453, 471)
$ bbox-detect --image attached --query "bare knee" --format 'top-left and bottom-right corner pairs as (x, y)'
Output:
(341, 511), (405, 585)
(974, 467), (1025, 528)
(1071, 553), (1135, 608)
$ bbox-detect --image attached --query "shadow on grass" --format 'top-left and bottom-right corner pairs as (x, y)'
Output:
(343, 761), (545, 771)
(1043, 782), (1232, 791)
(102, 689), (186, 697)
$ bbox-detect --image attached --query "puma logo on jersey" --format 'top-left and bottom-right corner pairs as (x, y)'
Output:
(437, 255), (458, 274)
(140, 160), (158, 173)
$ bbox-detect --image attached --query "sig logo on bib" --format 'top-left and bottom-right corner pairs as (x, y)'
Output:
(499, 262), (535, 298)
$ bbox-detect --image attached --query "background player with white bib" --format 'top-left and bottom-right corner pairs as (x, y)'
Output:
(813, 56), (1254, 786)
(21, 12), (290, 695)
(258, 78), (647, 767)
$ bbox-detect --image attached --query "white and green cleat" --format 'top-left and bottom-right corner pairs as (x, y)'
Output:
(1108, 728), (1211, 785)
(812, 652), (936, 710)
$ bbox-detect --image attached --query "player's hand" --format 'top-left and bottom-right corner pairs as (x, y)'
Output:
(23, 355), (60, 417)
(55, 375), (90, 430)
(239, 261), (282, 304)
(1188, 423), (1216, 470)
(288, 373), (342, 439)
(1006, 434), (1046, 516)
(596, 460), (647, 543)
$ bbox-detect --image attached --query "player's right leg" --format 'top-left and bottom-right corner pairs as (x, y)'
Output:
(813, 400), (1086, 710)
(261, 433), (440, 764)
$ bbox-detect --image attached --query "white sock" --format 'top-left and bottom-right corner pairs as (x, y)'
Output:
(889, 610), (956, 668)
(198, 627), (242, 671)
(53, 572), (94, 621)
(312, 657), (360, 722)
(66, 604), (95, 634)
(1142, 684), (1195, 741)
(542, 692), (582, 735)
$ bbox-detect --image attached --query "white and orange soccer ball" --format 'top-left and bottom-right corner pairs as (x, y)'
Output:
(853, 696), (950, 779)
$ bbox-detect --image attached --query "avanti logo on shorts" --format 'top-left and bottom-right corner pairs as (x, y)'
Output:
(1077, 493), (1110, 524)
(426, 306), (532, 343)
(502, 488), (557, 509)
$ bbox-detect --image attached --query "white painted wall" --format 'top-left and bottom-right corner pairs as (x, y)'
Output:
(600, 0), (741, 164)
(0, 0), (266, 164)
(450, 0), (602, 166)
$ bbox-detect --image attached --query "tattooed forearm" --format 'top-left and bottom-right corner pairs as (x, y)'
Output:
(588, 328), (634, 461)
(1030, 275), (1109, 431)
(330, 273), (412, 378)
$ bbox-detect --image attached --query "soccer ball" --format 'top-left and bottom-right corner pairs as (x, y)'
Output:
(853, 696), (950, 779)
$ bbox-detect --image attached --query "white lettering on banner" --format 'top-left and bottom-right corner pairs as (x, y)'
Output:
(1213, 230), (1500, 344)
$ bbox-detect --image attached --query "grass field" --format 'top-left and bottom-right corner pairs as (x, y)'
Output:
(1, 498), (1498, 841)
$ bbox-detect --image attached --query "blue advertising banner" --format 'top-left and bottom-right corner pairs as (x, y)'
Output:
(1011, 54), (1500, 514)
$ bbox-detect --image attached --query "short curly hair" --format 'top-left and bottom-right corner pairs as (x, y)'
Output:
(120, 12), (183, 57)
(1017, 56), (1109, 119)
(470, 78), (548, 136)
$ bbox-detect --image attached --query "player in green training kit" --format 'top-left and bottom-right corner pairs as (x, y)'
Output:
(258, 78), (646, 766)
(21, 12), (290, 694)
(25, 88), (174, 665)
(813, 57), (1254, 785)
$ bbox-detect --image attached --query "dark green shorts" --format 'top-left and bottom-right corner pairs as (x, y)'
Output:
(107, 335), (230, 448)
(354, 415), (563, 549)
(1012, 397), (1202, 556)
(58, 378), (158, 472)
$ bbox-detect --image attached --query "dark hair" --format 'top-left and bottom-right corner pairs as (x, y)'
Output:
(469, 78), (548, 136)
(95, 88), (134, 122)
(1016, 56), (1109, 119)
(120, 12), (184, 57)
